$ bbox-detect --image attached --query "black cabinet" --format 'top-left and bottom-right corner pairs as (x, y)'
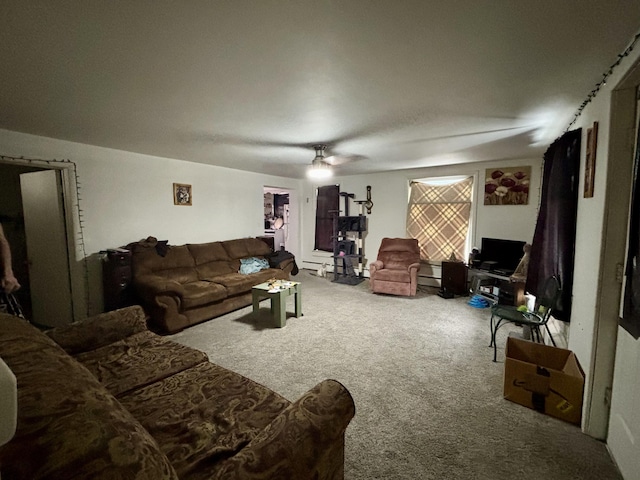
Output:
(102, 249), (133, 311)
(441, 261), (468, 296)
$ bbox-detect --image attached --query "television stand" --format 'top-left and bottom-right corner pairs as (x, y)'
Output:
(469, 268), (525, 306)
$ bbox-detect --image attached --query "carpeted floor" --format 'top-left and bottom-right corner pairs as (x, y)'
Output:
(170, 270), (622, 480)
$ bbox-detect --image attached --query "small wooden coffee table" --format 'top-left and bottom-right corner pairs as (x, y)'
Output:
(251, 281), (302, 327)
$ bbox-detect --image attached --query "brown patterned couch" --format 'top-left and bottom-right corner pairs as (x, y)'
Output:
(0, 306), (355, 480)
(130, 237), (296, 333)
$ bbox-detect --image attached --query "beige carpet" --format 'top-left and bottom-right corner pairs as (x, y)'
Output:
(170, 270), (621, 480)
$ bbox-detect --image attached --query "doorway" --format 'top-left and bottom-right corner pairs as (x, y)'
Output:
(0, 162), (46, 319)
(0, 159), (81, 326)
(263, 187), (296, 254)
(603, 65), (640, 477)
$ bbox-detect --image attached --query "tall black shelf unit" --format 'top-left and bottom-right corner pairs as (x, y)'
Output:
(332, 214), (367, 285)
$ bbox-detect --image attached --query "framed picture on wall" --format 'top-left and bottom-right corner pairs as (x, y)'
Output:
(173, 183), (192, 206)
(484, 166), (531, 205)
(584, 121), (598, 198)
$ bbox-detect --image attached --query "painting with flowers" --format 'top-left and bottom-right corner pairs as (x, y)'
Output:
(484, 166), (531, 205)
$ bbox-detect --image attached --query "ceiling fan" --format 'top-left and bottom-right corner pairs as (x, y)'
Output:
(306, 144), (367, 179)
(307, 144), (332, 179)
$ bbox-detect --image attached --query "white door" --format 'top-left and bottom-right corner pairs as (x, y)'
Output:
(607, 87), (640, 480)
(20, 169), (73, 327)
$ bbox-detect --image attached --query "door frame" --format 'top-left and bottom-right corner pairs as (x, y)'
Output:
(0, 156), (87, 322)
(584, 60), (640, 438)
(263, 186), (298, 258)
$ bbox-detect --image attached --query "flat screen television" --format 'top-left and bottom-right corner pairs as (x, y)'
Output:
(479, 238), (526, 275)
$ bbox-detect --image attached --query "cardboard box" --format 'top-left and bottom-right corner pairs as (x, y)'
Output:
(503, 337), (585, 425)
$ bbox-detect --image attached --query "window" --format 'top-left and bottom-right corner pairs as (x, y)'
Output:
(406, 176), (474, 262)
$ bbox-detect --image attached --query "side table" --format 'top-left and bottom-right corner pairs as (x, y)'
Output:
(441, 261), (468, 296)
(251, 281), (302, 327)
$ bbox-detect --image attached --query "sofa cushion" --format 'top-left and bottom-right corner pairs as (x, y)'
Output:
(188, 241), (231, 264)
(188, 242), (236, 279)
(377, 238), (420, 270)
(196, 260), (236, 279)
(47, 305), (149, 355)
(373, 268), (411, 282)
(222, 237), (271, 260)
(212, 268), (286, 296)
(208, 273), (257, 296)
(74, 330), (209, 397)
(133, 245), (198, 283)
(182, 280), (228, 308)
(117, 361), (290, 479)
(155, 266), (198, 284)
(0, 314), (178, 480)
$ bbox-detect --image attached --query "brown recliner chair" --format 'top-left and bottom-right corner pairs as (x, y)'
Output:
(369, 238), (421, 296)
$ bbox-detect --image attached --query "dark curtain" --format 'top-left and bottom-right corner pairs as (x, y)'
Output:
(314, 184), (339, 252)
(621, 113), (640, 339)
(526, 129), (581, 321)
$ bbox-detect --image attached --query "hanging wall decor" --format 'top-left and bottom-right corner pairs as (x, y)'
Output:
(365, 185), (373, 214)
(584, 121), (599, 198)
(484, 166), (531, 205)
(173, 183), (192, 206)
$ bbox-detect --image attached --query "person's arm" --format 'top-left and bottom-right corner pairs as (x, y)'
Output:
(0, 224), (21, 294)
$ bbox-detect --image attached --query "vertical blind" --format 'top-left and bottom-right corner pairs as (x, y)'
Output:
(406, 177), (473, 262)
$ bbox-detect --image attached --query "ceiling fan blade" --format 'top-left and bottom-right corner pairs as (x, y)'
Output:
(193, 132), (311, 150)
(325, 154), (367, 166)
(192, 133), (370, 167)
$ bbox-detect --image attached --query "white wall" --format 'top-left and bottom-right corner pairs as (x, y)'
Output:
(0, 128), (302, 317)
(567, 86), (615, 428)
(565, 43), (640, 451)
(299, 159), (542, 276)
(574, 47), (640, 477)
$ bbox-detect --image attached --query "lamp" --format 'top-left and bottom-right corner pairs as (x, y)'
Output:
(0, 357), (17, 448)
(306, 144), (333, 180)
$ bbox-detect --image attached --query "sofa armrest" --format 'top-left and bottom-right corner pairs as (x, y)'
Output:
(277, 257), (296, 272)
(213, 379), (355, 480)
(408, 262), (421, 273)
(134, 274), (185, 300)
(47, 305), (148, 355)
(370, 260), (384, 275)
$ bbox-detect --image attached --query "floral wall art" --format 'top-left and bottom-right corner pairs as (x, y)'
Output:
(484, 166), (531, 205)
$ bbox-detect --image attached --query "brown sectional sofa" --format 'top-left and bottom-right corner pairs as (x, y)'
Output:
(0, 306), (355, 479)
(130, 237), (295, 333)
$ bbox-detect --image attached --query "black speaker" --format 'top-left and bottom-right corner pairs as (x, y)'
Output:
(337, 216), (366, 232)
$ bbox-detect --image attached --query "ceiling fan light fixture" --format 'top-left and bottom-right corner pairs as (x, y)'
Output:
(306, 144), (333, 180)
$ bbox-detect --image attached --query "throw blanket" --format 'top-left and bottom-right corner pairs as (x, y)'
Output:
(267, 250), (299, 275)
(239, 257), (270, 275)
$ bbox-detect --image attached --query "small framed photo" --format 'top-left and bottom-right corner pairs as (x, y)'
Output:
(173, 183), (192, 206)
